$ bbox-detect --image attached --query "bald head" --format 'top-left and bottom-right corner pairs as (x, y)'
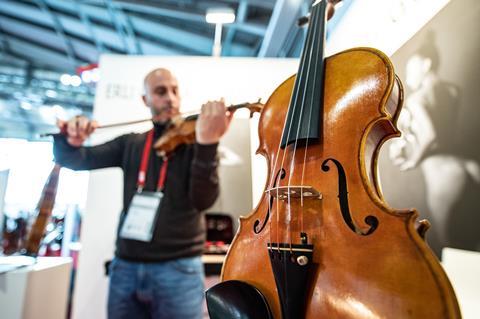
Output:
(142, 68), (181, 123)
(143, 68), (176, 93)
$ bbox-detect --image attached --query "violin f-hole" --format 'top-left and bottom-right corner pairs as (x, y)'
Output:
(254, 168), (286, 234)
(321, 158), (378, 236)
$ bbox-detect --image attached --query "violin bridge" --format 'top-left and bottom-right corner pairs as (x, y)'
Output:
(265, 186), (322, 200)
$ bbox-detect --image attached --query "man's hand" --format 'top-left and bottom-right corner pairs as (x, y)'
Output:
(195, 99), (233, 145)
(57, 116), (98, 147)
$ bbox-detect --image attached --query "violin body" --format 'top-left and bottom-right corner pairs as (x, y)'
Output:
(154, 102), (262, 157)
(221, 48), (461, 318)
(154, 120), (196, 157)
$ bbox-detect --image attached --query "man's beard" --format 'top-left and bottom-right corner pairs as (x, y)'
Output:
(151, 105), (174, 123)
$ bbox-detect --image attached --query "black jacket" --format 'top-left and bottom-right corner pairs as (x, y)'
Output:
(53, 123), (219, 261)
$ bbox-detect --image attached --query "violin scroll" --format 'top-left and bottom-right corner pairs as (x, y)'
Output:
(243, 100), (263, 118)
(297, 0), (342, 27)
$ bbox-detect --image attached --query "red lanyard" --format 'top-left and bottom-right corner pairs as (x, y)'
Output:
(137, 129), (168, 192)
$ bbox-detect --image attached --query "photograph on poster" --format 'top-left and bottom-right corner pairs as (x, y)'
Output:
(380, 0), (480, 257)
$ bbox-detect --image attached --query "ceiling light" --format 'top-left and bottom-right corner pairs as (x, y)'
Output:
(81, 70), (92, 83)
(60, 74), (71, 86)
(20, 101), (32, 110)
(206, 8), (235, 24)
(70, 75), (82, 87)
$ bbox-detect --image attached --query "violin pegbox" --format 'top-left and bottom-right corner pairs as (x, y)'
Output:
(247, 99), (263, 118)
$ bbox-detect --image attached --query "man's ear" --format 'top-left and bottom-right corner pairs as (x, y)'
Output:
(142, 95), (148, 107)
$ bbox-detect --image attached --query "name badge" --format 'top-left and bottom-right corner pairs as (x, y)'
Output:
(120, 191), (163, 242)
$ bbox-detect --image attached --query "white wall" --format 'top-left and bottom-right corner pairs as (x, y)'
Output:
(208, 118), (253, 232)
(72, 56), (298, 319)
(327, 0), (450, 57)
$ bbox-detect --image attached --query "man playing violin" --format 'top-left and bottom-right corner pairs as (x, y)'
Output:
(53, 68), (232, 319)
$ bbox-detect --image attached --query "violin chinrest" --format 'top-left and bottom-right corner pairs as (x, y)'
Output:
(206, 280), (273, 319)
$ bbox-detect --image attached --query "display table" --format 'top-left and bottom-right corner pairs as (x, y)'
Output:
(202, 253), (226, 276)
(442, 248), (480, 319)
(0, 256), (72, 319)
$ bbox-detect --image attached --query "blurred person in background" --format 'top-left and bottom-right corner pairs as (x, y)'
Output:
(53, 68), (233, 319)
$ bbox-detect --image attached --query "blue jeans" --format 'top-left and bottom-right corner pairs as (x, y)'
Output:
(107, 256), (205, 319)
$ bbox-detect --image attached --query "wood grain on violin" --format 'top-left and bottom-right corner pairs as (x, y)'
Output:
(219, 0), (460, 318)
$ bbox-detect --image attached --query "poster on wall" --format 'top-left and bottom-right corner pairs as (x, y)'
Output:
(379, 0), (480, 257)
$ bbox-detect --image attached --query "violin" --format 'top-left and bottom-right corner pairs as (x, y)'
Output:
(207, 1), (460, 318)
(41, 102), (263, 157)
(25, 164), (61, 256)
(154, 101), (262, 157)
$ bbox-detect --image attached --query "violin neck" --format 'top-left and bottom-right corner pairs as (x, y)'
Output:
(183, 103), (251, 121)
(280, 0), (328, 149)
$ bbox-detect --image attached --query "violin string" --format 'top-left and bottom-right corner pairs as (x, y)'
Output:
(267, 10), (314, 250)
(300, 0), (326, 233)
(267, 108), (296, 248)
(266, 96), (299, 248)
(280, 1), (320, 252)
(266, 0), (317, 251)
(287, 2), (320, 251)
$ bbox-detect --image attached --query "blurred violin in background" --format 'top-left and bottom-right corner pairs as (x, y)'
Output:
(154, 101), (262, 157)
(41, 101), (263, 158)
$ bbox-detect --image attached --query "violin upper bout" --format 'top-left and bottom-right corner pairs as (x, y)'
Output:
(256, 74), (297, 156)
(323, 49), (405, 203)
(384, 74), (404, 131)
